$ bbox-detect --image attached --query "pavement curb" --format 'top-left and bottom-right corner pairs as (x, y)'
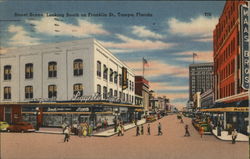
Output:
(211, 130), (249, 142)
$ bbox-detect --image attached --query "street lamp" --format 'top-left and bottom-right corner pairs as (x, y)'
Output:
(35, 107), (40, 131)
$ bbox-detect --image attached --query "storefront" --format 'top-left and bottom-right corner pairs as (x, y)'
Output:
(1, 101), (143, 129)
(0, 105), (22, 124)
(200, 100), (249, 135)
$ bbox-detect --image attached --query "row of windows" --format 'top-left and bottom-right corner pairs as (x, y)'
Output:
(220, 82), (235, 98)
(3, 59), (84, 80)
(96, 84), (134, 103)
(215, 37), (236, 70)
(96, 61), (134, 91)
(3, 83), (83, 100)
(220, 59), (235, 81)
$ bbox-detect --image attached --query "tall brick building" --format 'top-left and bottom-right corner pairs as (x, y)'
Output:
(210, 1), (249, 134)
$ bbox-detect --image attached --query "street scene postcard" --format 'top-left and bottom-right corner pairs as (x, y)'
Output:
(0, 0), (249, 159)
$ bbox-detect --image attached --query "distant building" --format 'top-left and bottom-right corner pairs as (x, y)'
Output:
(200, 89), (214, 108)
(135, 76), (149, 114)
(193, 92), (201, 109)
(189, 63), (214, 101)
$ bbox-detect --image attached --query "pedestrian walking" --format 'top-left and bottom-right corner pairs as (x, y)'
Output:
(64, 126), (70, 142)
(117, 124), (122, 136)
(199, 126), (204, 138)
(77, 125), (82, 137)
(121, 124), (125, 136)
(180, 118), (184, 123)
(147, 124), (151, 135)
(141, 124), (144, 135)
(232, 129), (238, 144)
(158, 122), (163, 136)
(136, 125), (140, 136)
(184, 124), (190, 137)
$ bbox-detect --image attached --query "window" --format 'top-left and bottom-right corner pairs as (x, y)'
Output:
(73, 59), (83, 76)
(4, 65), (11, 80)
(97, 84), (101, 95)
(48, 62), (57, 78)
(97, 61), (101, 77)
(25, 63), (33, 79)
(4, 87), (11, 99)
(129, 80), (132, 90)
(114, 90), (118, 97)
(119, 74), (122, 86)
(132, 82), (134, 91)
(119, 91), (122, 99)
(103, 86), (107, 99)
(48, 85), (57, 99)
(109, 69), (113, 82)
(73, 83), (83, 97)
(109, 88), (113, 97)
(114, 71), (118, 84)
(103, 65), (108, 80)
(25, 86), (33, 99)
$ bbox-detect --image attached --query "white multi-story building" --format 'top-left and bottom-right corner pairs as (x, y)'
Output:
(0, 38), (135, 103)
(0, 38), (139, 127)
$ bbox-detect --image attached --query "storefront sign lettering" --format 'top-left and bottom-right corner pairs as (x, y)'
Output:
(240, 5), (249, 90)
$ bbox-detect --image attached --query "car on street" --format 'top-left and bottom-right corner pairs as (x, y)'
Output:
(0, 121), (10, 131)
(146, 115), (157, 123)
(7, 121), (35, 132)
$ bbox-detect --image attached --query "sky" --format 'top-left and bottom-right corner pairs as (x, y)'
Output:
(0, 0), (226, 109)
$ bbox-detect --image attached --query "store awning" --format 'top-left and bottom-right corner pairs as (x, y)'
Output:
(200, 107), (249, 112)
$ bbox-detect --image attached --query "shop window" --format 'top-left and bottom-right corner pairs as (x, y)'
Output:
(73, 59), (83, 76)
(4, 65), (11, 80)
(109, 69), (113, 82)
(25, 63), (33, 79)
(97, 84), (101, 95)
(48, 61), (57, 78)
(4, 87), (11, 99)
(48, 85), (57, 99)
(103, 65), (108, 80)
(73, 83), (83, 97)
(25, 86), (33, 99)
(97, 61), (101, 77)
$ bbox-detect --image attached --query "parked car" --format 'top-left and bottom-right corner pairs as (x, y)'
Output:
(7, 121), (35, 132)
(199, 123), (212, 134)
(0, 121), (10, 131)
(146, 115), (157, 123)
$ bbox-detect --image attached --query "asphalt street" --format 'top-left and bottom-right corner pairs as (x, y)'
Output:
(1, 114), (249, 159)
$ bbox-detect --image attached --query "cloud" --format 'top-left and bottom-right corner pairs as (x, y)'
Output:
(101, 34), (174, 52)
(150, 82), (188, 91)
(167, 16), (218, 42)
(8, 25), (40, 46)
(131, 26), (164, 39)
(175, 51), (213, 62)
(125, 60), (188, 78)
(27, 17), (109, 37)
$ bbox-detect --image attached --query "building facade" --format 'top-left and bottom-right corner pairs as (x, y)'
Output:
(0, 38), (141, 127)
(135, 76), (149, 114)
(189, 63), (214, 101)
(208, 1), (249, 134)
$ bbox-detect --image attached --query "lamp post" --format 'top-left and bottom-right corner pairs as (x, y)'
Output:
(35, 107), (40, 131)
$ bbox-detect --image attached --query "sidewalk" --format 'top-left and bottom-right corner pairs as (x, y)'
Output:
(35, 127), (63, 135)
(35, 119), (147, 137)
(212, 127), (249, 142)
(93, 119), (146, 137)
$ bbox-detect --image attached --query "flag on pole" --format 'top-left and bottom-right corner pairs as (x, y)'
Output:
(143, 58), (149, 67)
(193, 52), (198, 57)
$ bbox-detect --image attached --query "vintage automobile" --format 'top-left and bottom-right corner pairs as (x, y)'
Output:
(146, 115), (157, 123)
(7, 121), (35, 132)
(0, 121), (10, 131)
(199, 123), (212, 134)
